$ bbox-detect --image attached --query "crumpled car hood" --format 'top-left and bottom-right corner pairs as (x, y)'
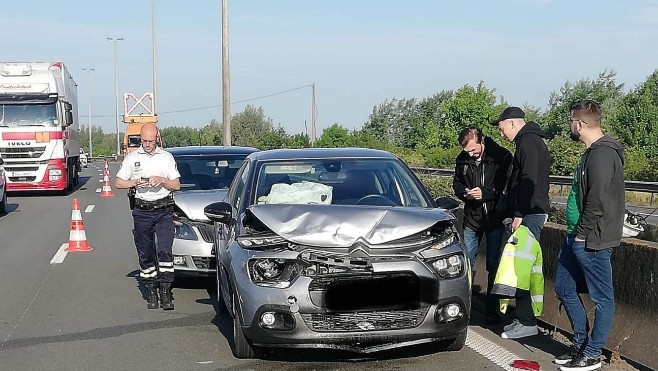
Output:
(247, 204), (454, 248)
(173, 190), (228, 221)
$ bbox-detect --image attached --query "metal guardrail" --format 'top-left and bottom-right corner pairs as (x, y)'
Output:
(411, 167), (658, 205)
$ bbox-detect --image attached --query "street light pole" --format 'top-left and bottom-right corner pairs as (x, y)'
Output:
(82, 68), (95, 157)
(221, 0), (231, 146)
(151, 0), (158, 113)
(107, 37), (124, 157)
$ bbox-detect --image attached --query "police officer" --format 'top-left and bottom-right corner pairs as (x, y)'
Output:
(115, 123), (181, 310)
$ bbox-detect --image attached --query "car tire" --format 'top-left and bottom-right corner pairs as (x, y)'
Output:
(0, 191), (7, 215)
(440, 331), (467, 352)
(231, 293), (256, 359)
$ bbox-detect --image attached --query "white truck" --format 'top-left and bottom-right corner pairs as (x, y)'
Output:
(0, 62), (80, 193)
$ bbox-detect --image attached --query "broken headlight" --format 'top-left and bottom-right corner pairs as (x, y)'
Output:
(432, 254), (465, 279)
(238, 235), (287, 248)
(248, 258), (300, 288)
(430, 232), (457, 250)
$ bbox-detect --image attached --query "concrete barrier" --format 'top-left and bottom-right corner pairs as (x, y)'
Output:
(473, 222), (658, 369)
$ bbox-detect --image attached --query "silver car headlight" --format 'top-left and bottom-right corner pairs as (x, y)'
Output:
(430, 232), (457, 250)
(248, 258), (299, 288)
(432, 254), (465, 279)
(174, 221), (198, 241)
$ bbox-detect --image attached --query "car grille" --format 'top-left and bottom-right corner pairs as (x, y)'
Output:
(195, 223), (215, 243)
(302, 308), (428, 332)
(191, 256), (216, 270)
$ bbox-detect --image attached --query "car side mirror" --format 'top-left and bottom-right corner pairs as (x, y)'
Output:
(204, 201), (233, 225)
(435, 196), (460, 211)
(64, 102), (73, 126)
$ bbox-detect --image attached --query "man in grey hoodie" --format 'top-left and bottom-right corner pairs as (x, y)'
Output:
(554, 100), (625, 371)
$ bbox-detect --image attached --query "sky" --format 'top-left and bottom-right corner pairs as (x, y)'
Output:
(3, 0), (658, 137)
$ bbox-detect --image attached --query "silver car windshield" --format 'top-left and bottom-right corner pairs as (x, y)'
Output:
(0, 103), (58, 127)
(254, 159), (430, 207)
(174, 154), (247, 190)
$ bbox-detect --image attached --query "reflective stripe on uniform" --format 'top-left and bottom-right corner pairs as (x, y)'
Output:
(159, 262), (174, 267)
(531, 295), (544, 303)
(159, 267), (174, 273)
(140, 270), (158, 278)
(531, 266), (543, 273)
(501, 250), (536, 261)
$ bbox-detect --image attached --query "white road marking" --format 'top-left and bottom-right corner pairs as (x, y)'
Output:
(95, 188), (101, 193)
(466, 327), (520, 371)
(49, 243), (69, 265)
(85, 205), (95, 213)
(99, 179), (103, 182)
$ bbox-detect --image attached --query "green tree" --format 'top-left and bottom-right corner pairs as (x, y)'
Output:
(316, 123), (352, 148)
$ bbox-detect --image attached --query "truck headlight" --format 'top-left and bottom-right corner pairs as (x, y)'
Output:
(174, 221), (197, 241)
(48, 168), (62, 181)
(432, 254), (465, 279)
(248, 258), (299, 288)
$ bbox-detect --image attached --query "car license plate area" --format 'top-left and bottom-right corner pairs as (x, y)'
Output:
(308, 272), (423, 312)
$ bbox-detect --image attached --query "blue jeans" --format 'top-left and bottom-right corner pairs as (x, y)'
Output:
(521, 213), (548, 241)
(555, 235), (615, 358)
(463, 227), (504, 278)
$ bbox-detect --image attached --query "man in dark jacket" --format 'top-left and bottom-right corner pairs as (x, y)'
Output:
(452, 127), (512, 324)
(491, 106), (550, 339)
(553, 100), (624, 371)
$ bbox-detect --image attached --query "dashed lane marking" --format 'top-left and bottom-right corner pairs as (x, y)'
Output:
(49, 243), (69, 265)
(85, 205), (95, 213)
(466, 327), (521, 371)
(95, 188), (101, 193)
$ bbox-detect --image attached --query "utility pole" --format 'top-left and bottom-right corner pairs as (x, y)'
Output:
(82, 68), (95, 157)
(107, 37), (124, 156)
(311, 83), (317, 146)
(221, 0), (231, 146)
(151, 0), (158, 114)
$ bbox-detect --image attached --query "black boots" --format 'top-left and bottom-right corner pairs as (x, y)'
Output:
(159, 282), (174, 310)
(145, 282), (159, 310)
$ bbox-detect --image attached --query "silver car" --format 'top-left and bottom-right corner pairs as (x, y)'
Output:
(204, 148), (470, 359)
(167, 146), (258, 276)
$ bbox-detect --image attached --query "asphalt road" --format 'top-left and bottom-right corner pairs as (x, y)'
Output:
(0, 162), (603, 371)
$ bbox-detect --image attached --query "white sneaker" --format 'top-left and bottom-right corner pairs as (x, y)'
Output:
(501, 323), (538, 339)
(503, 319), (519, 332)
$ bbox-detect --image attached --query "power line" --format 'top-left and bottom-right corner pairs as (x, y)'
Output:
(81, 84), (312, 118)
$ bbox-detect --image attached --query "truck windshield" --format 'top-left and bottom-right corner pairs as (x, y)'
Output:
(0, 103), (58, 127)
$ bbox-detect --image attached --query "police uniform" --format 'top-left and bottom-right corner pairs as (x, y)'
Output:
(116, 145), (180, 309)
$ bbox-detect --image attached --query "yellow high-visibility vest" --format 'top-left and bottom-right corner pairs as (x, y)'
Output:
(491, 225), (544, 317)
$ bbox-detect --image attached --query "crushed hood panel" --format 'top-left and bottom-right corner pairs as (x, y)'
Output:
(248, 204), (454, 248)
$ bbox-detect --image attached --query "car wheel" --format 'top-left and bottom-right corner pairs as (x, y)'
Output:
(440, 331), (467, 352)
(231, 293), (256, 359)
(0, 190), (7, 215)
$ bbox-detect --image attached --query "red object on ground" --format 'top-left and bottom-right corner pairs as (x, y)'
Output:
(511, 360), (541, 371)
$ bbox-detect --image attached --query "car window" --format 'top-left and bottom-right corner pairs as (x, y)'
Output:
(173, 154), (247, 191)
(251, 159), (430, 207)
(227, 161), (249, 211)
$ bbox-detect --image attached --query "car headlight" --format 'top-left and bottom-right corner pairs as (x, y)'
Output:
(432, 254), (465, 279)
(248, 258), (299, 288)
(430, 233), (457, 250)
(238, 235), (287, 248)
(174, 221), (198, 241)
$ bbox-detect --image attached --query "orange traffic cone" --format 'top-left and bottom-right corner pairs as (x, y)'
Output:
(104, 159), (110, 176)
(100, 172), (115, 197)
(66, 199), (92, 252)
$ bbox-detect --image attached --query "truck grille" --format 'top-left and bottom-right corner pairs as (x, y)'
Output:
(5, 166), (39, 172)
(0, 147), (46, 159)
(301, 308), (428, 332)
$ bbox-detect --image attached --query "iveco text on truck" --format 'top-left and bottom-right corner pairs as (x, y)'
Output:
(0, 62), (80, 193)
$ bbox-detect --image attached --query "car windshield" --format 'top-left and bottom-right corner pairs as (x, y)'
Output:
(0, 103), (58, 127)
(253, 158), (430, 207)
(174, 154), (248, 190)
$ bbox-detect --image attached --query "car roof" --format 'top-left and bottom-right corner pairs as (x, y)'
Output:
(166, 146), (259, 156)
(247, 147), (398, 161)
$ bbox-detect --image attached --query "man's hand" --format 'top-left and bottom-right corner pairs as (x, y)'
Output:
(466, 187), (482, 200)
(148, 176), (167, 188)
(135, 178), (150, 188)
(511, 217), (523, 231)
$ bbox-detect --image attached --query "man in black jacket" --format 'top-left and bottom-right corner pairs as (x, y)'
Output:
(553, 100), (624, 371)
(453, 127), (512, 324)
(491, 106), (550, 339)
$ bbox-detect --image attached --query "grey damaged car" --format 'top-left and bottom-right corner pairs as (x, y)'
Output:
(204, 148), (470, 359)
(167, 146), (257, 276)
